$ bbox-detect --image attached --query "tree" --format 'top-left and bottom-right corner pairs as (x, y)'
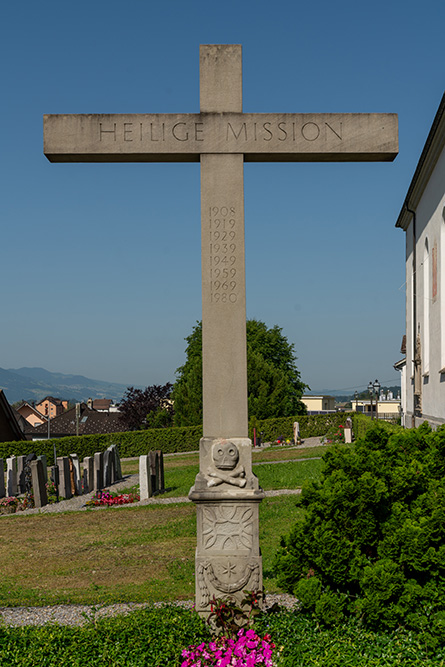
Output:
(118, 384), (174, 430)
(172, 320), (307, 426)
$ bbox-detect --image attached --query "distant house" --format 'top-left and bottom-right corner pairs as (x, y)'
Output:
(86, 398), (120, 413)
(301, 395), (336, 413)
(350, 397), (401, 421)
(0, 390), (26, 442)
(35, 396), (68, 419)
(16, 401), (48, 427)
(28, 402), (126, 440)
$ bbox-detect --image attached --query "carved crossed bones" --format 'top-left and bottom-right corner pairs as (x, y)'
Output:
(206, 465), (246, 488)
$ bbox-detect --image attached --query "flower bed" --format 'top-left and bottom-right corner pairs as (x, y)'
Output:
(85, 489), (140, 507)
(181, 629), (276, 667)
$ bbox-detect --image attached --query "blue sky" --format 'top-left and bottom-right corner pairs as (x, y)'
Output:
(1, 0), (444, 393)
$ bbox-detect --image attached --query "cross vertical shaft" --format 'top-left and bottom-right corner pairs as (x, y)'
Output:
(200, 45), (248, 438)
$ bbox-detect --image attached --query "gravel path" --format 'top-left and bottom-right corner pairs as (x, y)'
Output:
(0, 593), (300, 628)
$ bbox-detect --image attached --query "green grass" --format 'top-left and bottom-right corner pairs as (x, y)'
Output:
(1, 605), (442, 666)
(0, 495), (301, 607)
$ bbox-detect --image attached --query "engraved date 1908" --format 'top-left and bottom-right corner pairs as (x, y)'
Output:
(209, 206), (238, 304)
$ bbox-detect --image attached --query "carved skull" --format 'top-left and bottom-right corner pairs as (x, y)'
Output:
(212, 441), (239, 470)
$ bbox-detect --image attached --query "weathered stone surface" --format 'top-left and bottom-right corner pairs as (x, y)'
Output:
(16, 455), (27, 493)
(57, 457), (72, 499)
(149, 451), (159, 494)
(6, 457), (17, 497)
(44, 112), (398, 163)
(139, 455), (152, 500)
(30, 460), (48, 508)
(93, 452), (103, 491)
(83, 456), (94, 493)
(37, 455), (48, 482)
(190, 436), (264, 614)
(70, 454), (82, 495)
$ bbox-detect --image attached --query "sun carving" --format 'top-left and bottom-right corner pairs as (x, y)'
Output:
(202, 504), (253, 550)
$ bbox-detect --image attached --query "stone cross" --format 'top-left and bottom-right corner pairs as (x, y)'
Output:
(44, 44), (398, 614)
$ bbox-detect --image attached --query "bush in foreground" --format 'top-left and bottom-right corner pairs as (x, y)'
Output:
(274, 422), (445, 648)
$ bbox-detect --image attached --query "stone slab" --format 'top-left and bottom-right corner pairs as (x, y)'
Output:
(37, 455), (48, 482)
(93, 452), (104, 491)
(31, 460), (48, 508)
(16, 455), (27, 493)
(83, 456), (94, 493)
(57, 457), (72, 499)
(44, 112), (398, 163)
(6, 457), (17, 497)
(70, 454), (82, 495)
(139, 455), (152, 500)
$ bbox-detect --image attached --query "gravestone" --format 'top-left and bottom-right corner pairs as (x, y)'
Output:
(157, 450), (165, 492)
(57, 456), (72, 499)
(109, 444), (122, 482)
(93, 452), (104, 491)
(83, 456), (94, 492)
(23, 453), (37, 496)
(149, 451), (159, 494)
(16, 455), (27, 493)
(6, 456), (17, 497)
(139, 455), (153, 500)
(70, 454), (82, 495)
(293, 421), (300, 445)
(43, 44), (398, 615)
(103, 447), (116, 486)
(344, 416), (353, 444)
(37, 455), (48, 482)
(0, 459), (5, 498)
(50, 465), (59, 501)
(30, 460), (48, 508)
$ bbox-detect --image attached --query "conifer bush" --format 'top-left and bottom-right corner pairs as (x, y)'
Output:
(274, 422), (445, 647)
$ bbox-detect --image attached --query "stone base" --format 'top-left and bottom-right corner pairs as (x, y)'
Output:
(189, 437), (265, 616)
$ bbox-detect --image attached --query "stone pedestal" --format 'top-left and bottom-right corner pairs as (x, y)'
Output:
(189, 437), (265, 614)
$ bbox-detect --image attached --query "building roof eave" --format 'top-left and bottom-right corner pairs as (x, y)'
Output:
(396, 92), (445, 231)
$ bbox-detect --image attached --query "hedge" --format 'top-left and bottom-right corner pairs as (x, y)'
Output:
(249, 412), (357, 442)
(0, 425), (203, 465)
(0, 413), (401, 464)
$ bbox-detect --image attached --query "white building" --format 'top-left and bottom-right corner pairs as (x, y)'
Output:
(396, 92), (445, 427)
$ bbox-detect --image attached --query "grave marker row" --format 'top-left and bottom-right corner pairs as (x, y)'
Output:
(1, 445), (123, 506)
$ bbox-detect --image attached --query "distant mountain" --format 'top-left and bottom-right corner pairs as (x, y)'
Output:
(0, 367), (132, 404)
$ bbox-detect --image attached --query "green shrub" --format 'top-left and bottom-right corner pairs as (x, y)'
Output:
(274, 422), (445, 646)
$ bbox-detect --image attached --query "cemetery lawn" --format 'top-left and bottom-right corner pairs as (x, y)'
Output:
(0, 495), (302, 607)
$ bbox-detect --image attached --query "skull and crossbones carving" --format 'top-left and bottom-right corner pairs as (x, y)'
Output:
(205, 441), (246, 488)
